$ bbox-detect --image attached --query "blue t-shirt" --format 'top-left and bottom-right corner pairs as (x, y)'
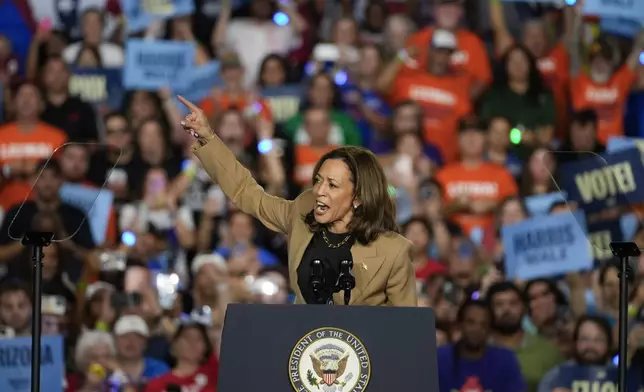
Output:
(142, 357), (171, 379)
(437, 344), (527, 392)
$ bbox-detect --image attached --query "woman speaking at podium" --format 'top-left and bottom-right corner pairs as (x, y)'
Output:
(177, 96), (416, 307)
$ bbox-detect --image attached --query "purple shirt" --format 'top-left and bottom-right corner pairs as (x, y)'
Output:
(437, 344), (527, 392)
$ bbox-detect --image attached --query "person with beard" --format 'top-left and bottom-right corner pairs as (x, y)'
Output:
(487, 282), (564, 392)
(437, 299), (527, 392)
(537, 315), (614, 392)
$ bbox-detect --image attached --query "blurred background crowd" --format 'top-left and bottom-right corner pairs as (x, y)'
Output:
(2, 0), (644, 391)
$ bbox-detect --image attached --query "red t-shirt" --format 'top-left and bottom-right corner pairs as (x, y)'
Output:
(145, 355), (219, 392)
(415, 258), (447, 281)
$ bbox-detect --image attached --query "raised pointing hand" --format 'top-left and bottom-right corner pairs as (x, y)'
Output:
(178, 95), (212, 140)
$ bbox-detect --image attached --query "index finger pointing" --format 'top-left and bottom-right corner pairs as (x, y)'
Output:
(177, 95), (200, 112)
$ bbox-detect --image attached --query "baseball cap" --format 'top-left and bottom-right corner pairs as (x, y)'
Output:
(431, 29), (458, 51)
(191, 253), (227, 275)
(113, 315), (149, 337)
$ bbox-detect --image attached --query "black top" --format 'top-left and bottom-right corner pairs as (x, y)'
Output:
(297, 229), (355, 304)
(41, 96), (98, 142)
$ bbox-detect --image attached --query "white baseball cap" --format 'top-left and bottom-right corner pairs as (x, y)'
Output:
(113, 315), (149, 337)
(432, 29), (458, 51)
(191, 253), (227, 275)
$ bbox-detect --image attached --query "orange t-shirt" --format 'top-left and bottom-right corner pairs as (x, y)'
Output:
(388, 70), (471, 163)
(406, 27), (492, 90)
(199, 93), (273, 122)
(435, 162), (518, 235)
(570, 65), (635, 145)
(537, 43), (570, 140)
(294, 144), (337, 186)
(0, 122), (67, 210)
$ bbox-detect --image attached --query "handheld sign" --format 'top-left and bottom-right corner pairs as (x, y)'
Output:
(122, 0), (196, 33)
(583, 0), (644, 20)
(172, 61), (222, 115)
(0, 335), (64, 392)
(59, 183), (114, 245)
(69, 68), (124, 110)
(552, 364), (617, 391)
(600, 18), (643, 38)
(606, 137), (644, 157)
(559, 147), (644, 213)
(524, 191), (568, 216)
(123, 39), (195, 91)
(501, 211), (592, 280)
(587, 218), (625, 267)
(261, 85), (303, 123)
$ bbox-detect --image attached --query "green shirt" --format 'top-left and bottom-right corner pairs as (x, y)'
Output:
(284, 109), (362, 146)
(479, 86), (557, 131)
(513, 333), (565, 392)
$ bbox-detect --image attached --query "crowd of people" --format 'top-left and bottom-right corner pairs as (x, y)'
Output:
(1, 0), (644, 391)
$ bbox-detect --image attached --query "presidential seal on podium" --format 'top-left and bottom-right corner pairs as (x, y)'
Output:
(288, 327), (371, 392)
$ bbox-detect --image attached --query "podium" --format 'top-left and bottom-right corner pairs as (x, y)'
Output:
(217, 304), (439, 392)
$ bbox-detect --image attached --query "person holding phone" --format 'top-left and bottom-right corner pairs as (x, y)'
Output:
(178, 95), (416, 306)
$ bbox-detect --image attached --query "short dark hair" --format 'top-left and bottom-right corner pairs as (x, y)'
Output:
(485, 282), (523, 305)
(35, 158), (62, 176)
(573, 314), (613, 349)
(0, 281), (32, 302)
(303, 147), (399, 245)
(402, 216), (432, 237)
(457, 299), (493, 325)
(571, 109), (598, 127)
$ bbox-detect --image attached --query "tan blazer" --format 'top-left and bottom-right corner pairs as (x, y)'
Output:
(192, 135), (417, 307)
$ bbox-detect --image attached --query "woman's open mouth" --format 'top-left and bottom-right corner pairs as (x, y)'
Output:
(315, 201), (329, 214)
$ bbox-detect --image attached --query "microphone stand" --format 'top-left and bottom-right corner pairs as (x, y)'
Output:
(610, 241), (640, 392)
(23, 231), (53, 392)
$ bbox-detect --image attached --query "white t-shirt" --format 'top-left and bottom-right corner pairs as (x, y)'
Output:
(225, 19), (298, 87)
(62, 41), (124, 67)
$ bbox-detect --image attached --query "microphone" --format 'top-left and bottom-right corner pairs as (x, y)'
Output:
(337, 260), (356, 305)
(310, 259), (325, 302)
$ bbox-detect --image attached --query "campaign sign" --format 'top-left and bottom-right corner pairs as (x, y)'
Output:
(69, 68), (124, 110)
(584, 0), (644, 19)
(607, 137), (644, 156)
(261, 85), (303, 123)
(59, 183), (114, 245)
(600, 17), (643, 38)
(501, 210), (592, 280)
(123, 39), (195, 91)
(121, 0), (196, 33)
(552, 364), (617, 391)
(172, 61), (221, 115)
(0, 335), (64, 392)
(524, 191), (568, 216)
(587, 218), (624, 266)
(559, 147), (644, 213)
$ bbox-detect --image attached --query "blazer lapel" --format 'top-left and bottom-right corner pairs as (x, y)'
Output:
(337, 243), (385, 305)
(289, 219), (313, 303)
